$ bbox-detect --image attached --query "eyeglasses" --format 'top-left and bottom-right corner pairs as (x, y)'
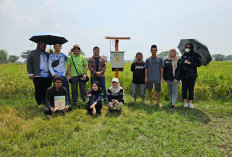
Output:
(55, 82), (63, 84)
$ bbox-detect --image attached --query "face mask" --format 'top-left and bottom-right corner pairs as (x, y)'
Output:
(185, 48), (191, 53)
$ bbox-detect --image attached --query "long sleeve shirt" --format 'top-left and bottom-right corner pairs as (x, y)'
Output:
(163, 59), (182, 81)
(45, 86), (69, 109)
(88, 56), (106, 77)
(180, 52), (201, 79)
(48, 53), (67, 77)
(107, 88), (124, 103)
(88, 90), (103, 105)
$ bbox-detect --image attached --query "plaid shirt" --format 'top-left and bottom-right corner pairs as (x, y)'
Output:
(88, 56), (106, 78)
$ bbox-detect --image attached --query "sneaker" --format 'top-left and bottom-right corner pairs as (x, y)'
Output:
(171, 105), (175, 114)
(38, 104), (44, 109)
(189, 103), (194, 108)
(184, 102), (188, 108)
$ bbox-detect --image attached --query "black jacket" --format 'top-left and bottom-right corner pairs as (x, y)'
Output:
(87, 89), (103, 106)
(45, 86), (69, 109)
(107, 88), (124, 103)
(180, 52), (201, 79)
(163, 59), (182, 81)
(27, 44), (50, 76)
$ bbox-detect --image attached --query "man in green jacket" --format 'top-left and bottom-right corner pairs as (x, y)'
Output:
(67, 44), (88, 104)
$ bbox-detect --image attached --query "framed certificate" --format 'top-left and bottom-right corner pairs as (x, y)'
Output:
(54, 96), (65, 110)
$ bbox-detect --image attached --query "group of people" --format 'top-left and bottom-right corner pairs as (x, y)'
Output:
(27, 42), (124, 116)
(27, 42), (201, 115)
(131, 44), (201, 112)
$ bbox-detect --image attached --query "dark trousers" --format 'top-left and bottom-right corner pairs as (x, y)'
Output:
(44, 106), (73, 115)
(33, 77), (52, 105)
(90, 77), (107, 98)
(52, 76), (70, 102)
(71, 76), (87, 102)
(182, 78), (196, 100)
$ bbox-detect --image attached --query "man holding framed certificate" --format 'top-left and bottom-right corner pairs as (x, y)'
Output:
(44, 77), (72, 115)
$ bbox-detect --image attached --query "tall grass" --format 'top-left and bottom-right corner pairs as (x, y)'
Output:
(1, 61), (232, 101)
(0, 62), (231, 156)
(0, 98), (231, 156)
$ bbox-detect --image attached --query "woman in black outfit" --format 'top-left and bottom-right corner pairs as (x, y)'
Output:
(163, 48), (182, 112)
(181, 43), (201, 108)
(87, 81), (103, 115)
(107, 78), (124, 111)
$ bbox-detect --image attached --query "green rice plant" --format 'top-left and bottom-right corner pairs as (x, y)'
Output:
(0, 61), (232, 101)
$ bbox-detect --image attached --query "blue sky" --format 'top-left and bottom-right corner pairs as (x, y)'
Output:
(0, 0), (232, 60)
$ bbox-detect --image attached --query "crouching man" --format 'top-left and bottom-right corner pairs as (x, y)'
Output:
(44, 77), (72, 115)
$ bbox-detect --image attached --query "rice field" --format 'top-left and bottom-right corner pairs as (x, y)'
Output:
(0, 61), (231, 156)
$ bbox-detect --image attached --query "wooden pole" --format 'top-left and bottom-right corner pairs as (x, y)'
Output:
(115, 40), (119, 78)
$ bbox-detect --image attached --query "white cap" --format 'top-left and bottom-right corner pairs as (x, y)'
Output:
(112, 78), (119, 83)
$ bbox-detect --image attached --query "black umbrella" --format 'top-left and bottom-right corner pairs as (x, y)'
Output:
(178, 39), (212, 66)
(29, 32), (68, 45)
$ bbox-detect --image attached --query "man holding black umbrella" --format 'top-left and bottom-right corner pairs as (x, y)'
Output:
(27, 42), (52, 107)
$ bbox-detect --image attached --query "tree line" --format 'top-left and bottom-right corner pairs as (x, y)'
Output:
(157, 51), (232, 61)
(0, 49), (231, 64)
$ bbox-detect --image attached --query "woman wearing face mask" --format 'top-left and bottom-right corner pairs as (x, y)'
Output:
(180, 43), (201, 108)
(87, 81), (103, 115)
(107, 78), (124, 112)
(163, 49), (182, 112)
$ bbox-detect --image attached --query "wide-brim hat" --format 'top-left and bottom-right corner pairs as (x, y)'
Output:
(71, 44), (80, 52)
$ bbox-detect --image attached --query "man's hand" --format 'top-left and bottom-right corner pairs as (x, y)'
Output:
(50, 107), (55, 112)
(173, 79), (178, 84)
(54, 74), (58, 78)
(83, 74), (87, 80)
(63, 106), (69, 112)
(184, 60), (191, 64)
(96, 72), (101, 77)
(68, 76), (71, 82)
(161, 77), (164, 83)
(29, 75), (34, 80)
(145, 77), (148, 83)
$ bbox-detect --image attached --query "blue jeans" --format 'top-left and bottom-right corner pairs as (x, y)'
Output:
(90, 77), (107, 98)
(166, 80), (179, 105)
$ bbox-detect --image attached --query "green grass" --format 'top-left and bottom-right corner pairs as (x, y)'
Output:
(1, 61), (232, 100)
(0, 97), (231, 156)
(0, 62), (231, 156)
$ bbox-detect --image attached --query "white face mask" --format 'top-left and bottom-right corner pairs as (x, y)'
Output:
(185, 48), (191, 53)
